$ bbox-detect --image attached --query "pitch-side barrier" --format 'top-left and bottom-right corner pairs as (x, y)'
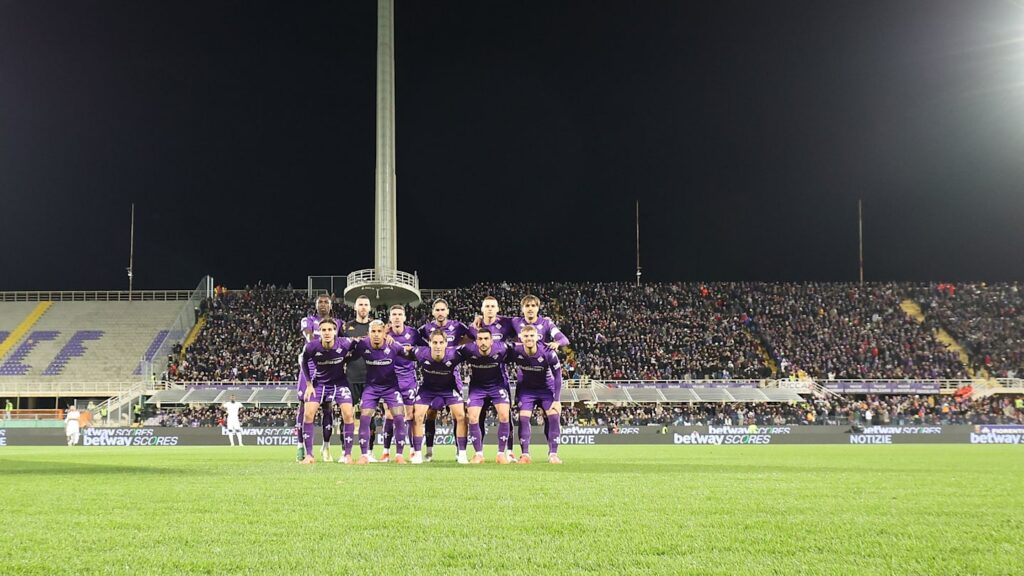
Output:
(3, 424), (1023, 447)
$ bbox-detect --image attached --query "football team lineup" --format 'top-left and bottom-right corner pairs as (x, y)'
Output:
(279, 293), (571, 465)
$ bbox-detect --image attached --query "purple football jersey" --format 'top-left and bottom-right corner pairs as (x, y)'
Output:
(510, 343), (563, 396)
(467, 315), (516, 344)
(353, 340), (405, 389)
(300, 314), (343, 341)
(511, 315), (570, 347)
(299, 337), (356, 387)
(419, 319), (473, 348)
(456, 341), (512, 388)
(388, 325), (422, 390)
(412, 347), (464, 391)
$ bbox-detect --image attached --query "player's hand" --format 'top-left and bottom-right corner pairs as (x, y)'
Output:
(545, 342), (560, 350)
(385, 333), (395, 345)
(472, 315), (482, 329)
(549, 401), (561, 413)
(403, 345), (412, 353)
(303, 387), (314, 401)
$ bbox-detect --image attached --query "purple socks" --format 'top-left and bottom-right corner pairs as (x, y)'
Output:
(383, 418), (394, 451)
(547, 413), (561, 454)
(471, 422), (483, 453)
(394, 415), (407, 454)
(302, 422), (314, 456)
(322, 408), (333, 443)
(497, 421), (511, 453)
(519, 415), (532, 454)
(342, 422), (354, 456)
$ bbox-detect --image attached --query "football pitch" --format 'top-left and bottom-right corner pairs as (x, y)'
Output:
(1, 445), (1021, 575)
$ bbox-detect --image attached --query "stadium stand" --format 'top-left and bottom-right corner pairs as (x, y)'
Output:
(0, 302), (182, 381)
(914, 282), (1024, 379)
(173, 283), (978, 384)
(743, 282), (967, 380)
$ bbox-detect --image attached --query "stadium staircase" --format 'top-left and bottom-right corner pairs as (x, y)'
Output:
(900, 298), (1001, 397)
(178, 315), (206, 360)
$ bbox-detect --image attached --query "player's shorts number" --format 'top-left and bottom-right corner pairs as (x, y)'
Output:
(499, 389), (508, 400)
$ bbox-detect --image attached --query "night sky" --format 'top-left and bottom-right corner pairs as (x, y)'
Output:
(2, 0), (1023, 290)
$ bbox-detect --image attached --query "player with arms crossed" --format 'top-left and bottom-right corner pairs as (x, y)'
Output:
(379, 305), (423, 462)
(298, 318), (359, 464)
(457, 328), (515, 464)
(417, 298), (473, 461)
(510, 325), (564, 464)
(405, 329), (470, 464)
(222, 395), (245, 447)
(353, 320), (409, 464)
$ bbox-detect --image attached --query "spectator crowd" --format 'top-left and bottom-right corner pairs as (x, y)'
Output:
(166, 282), (1022, 386)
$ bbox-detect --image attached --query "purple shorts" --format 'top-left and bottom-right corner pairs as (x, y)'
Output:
(297, 370), (309, 393)
(398, 383), (418, 407)
(415, 387), (464, 410)
(516, 387), (556, 412)
(333, 385), (354, 406)
(304, 383), (335, 404)
(360, 383), (405, 411)
(467, 384), (510, 408)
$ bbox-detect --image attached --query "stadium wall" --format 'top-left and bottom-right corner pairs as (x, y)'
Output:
(4, 425), (1023, 447)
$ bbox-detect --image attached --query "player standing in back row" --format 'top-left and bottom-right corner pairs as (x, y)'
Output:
(343, 295), (375, 459)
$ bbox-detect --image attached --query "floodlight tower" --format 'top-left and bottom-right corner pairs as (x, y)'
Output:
(344, 0), (421, 307)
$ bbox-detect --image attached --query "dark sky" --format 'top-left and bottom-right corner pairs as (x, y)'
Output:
(2, 0), (1023, 290)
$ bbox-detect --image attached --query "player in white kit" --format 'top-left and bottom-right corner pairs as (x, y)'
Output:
(222, 395), (244, 446)
(64, 405), (81, 446)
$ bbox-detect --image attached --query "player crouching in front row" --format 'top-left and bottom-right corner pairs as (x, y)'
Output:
(298, 318), (358, 464)
(511, 325), (563, 464)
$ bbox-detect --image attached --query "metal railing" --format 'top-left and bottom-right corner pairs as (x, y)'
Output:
(0, 290), (195, 302)
(0, 381), (142, 396)
(345, 268), (420, 290)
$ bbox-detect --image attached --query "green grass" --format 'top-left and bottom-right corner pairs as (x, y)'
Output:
(1, 445), (1022, 575)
